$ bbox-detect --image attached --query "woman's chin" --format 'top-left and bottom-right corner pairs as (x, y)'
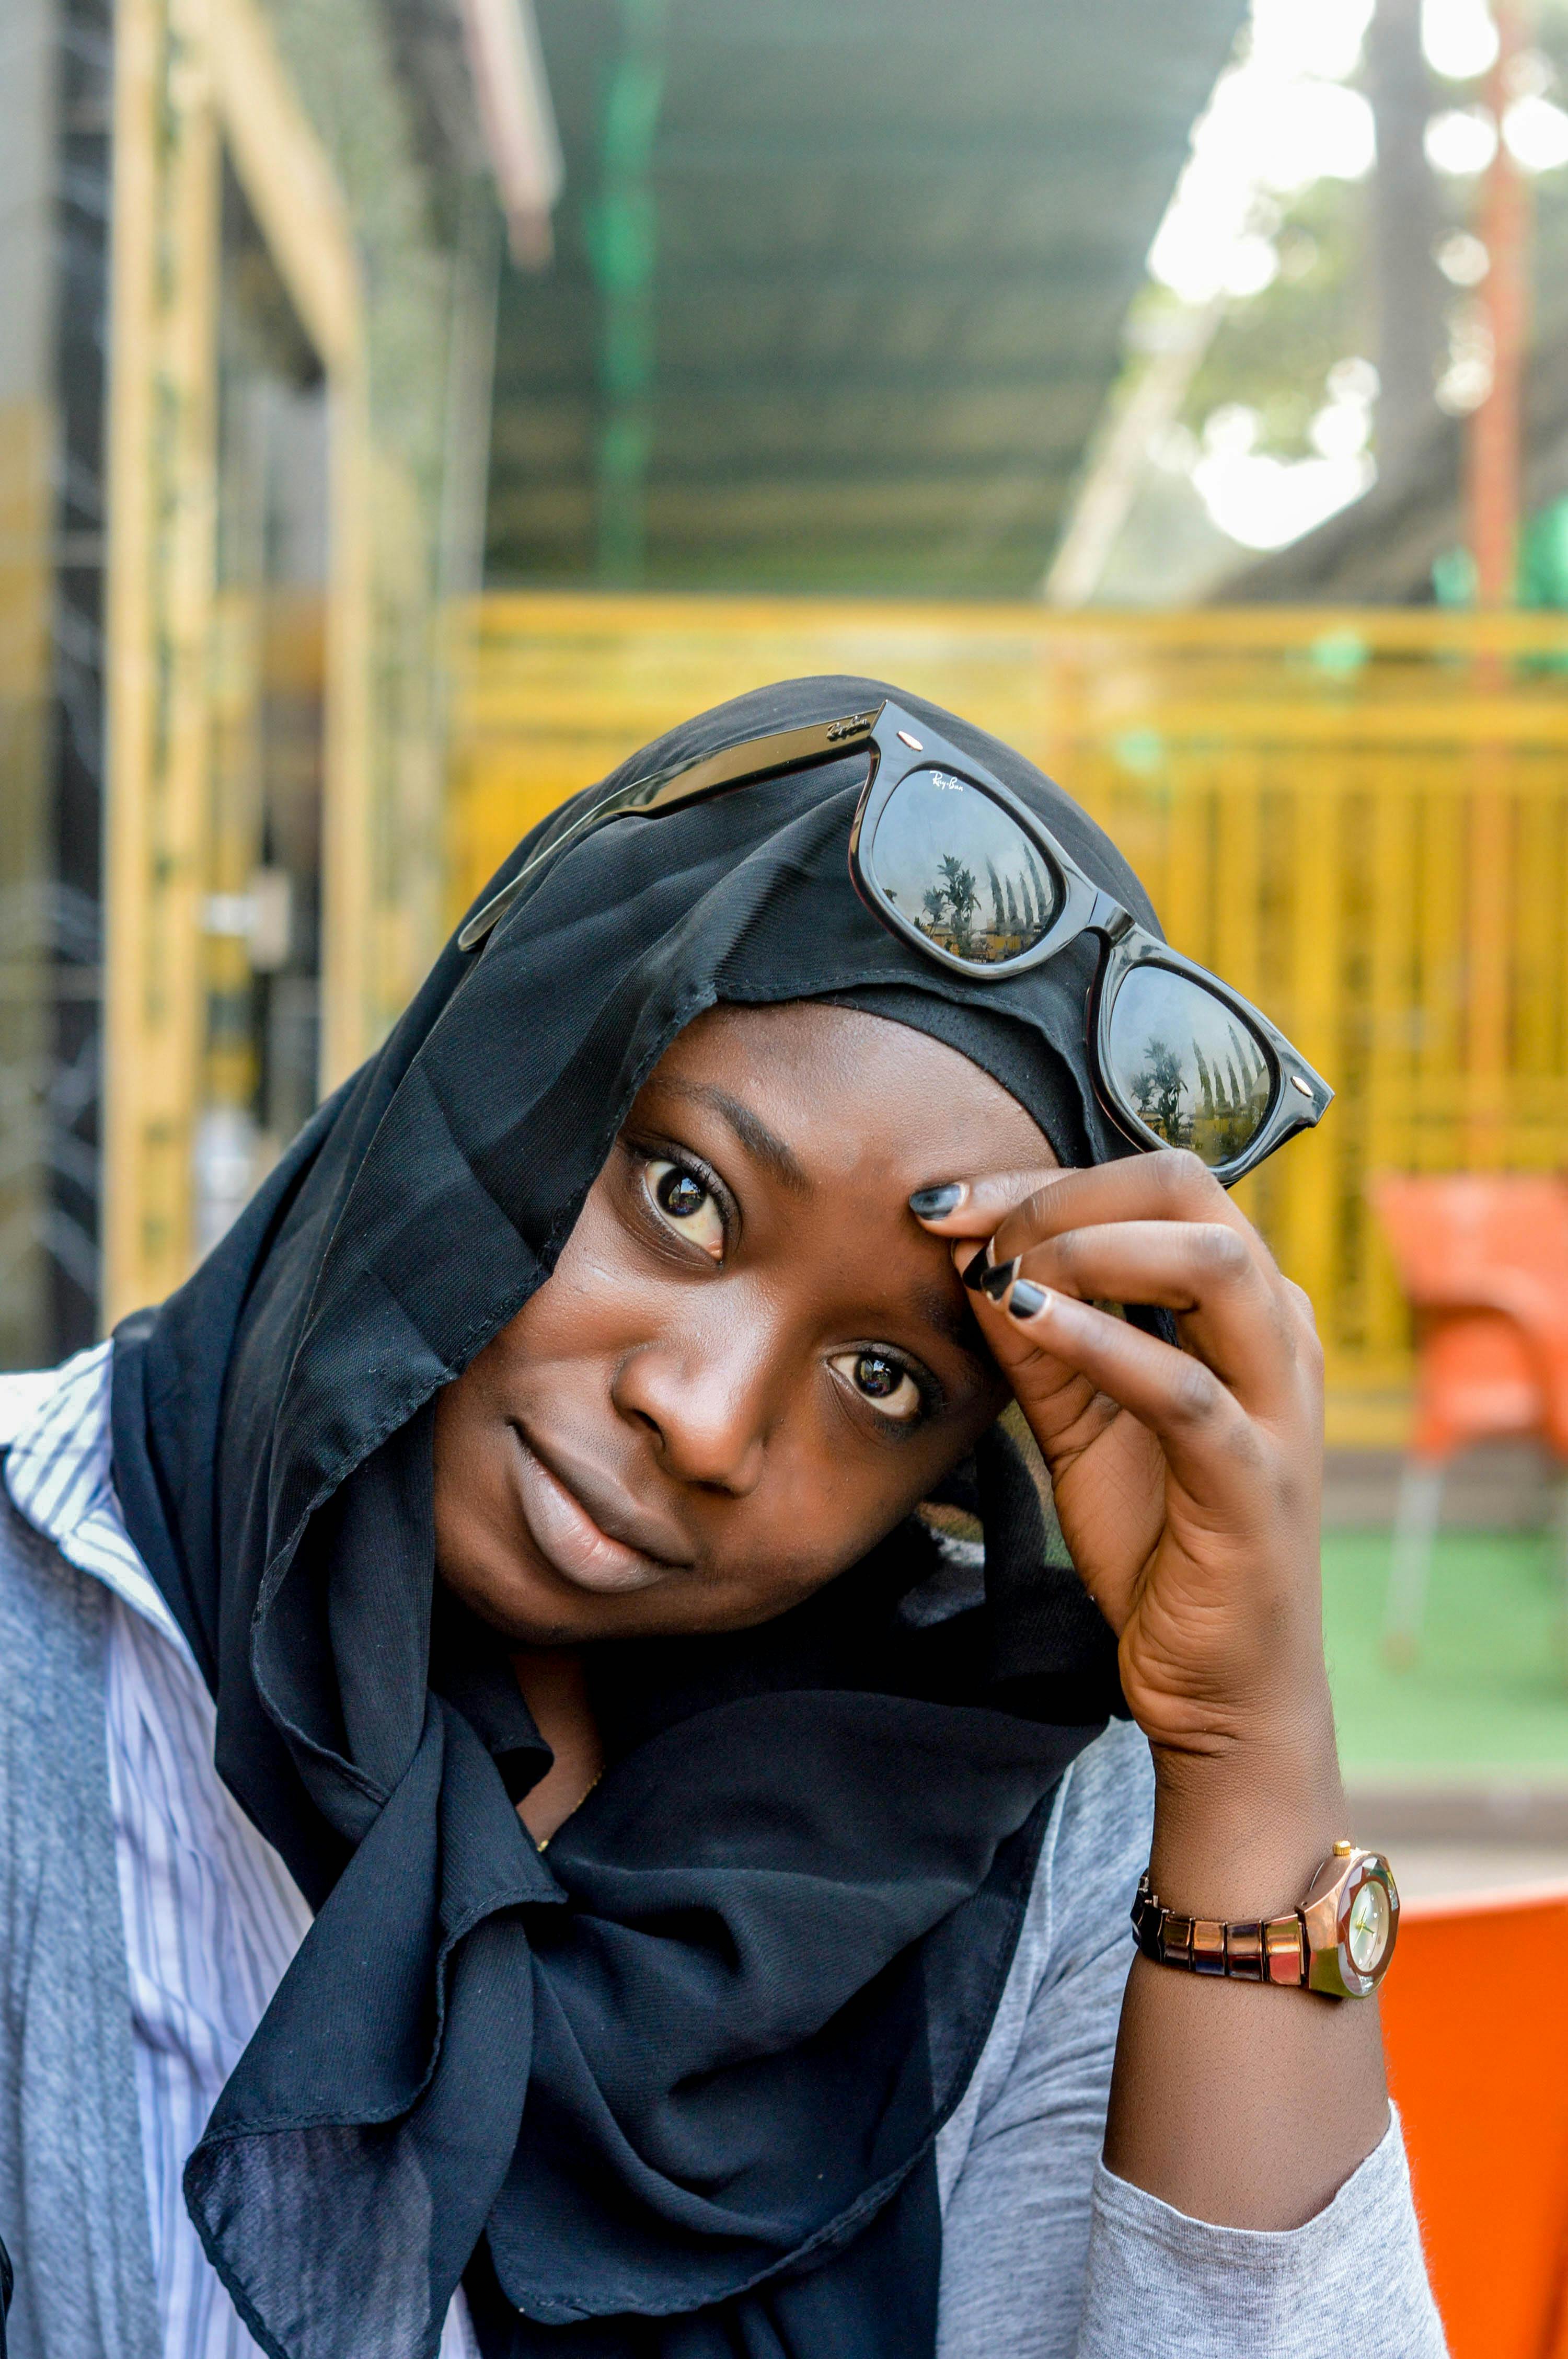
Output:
(437, 1538), (694, 1647)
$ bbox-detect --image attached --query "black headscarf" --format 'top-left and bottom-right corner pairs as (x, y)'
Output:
(110, 677), (1161, 2359)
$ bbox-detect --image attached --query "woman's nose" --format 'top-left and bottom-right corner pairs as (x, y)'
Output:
(611, 1322), (773, 1495)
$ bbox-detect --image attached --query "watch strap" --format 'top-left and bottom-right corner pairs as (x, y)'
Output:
(1131, 1872), (1308, 1987)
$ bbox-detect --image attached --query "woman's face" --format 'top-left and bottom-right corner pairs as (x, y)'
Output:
(433, 1002), (1053, 1644)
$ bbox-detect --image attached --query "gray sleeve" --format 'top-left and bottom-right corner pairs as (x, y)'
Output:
(937, 1719), (1447, 2359)
(1079, 2114), (1446, 2355)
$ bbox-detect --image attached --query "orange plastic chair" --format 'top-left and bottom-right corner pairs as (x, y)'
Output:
(1387, 1884), (1568, 2357)
(1371, 1176), (1568, 1662)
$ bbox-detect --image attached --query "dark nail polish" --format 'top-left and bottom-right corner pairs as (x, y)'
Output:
(909, 1182), (964, 1218)
(979, 1257), (1019, 1300)
(962, 1244), (994, 1291)
(1008, 1280), (1048, 1320)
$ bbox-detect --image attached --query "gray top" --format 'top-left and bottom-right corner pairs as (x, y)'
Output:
(933, 1715), (1445, 2355)
(0, 1474), (1446, 2358)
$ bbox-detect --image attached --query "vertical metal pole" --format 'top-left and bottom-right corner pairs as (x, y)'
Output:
(1468, 0), (1532, 604)
(1366, 0), (1444, 480)
(1463, 4), (1531, 1168)
(589, 0), (667, 586)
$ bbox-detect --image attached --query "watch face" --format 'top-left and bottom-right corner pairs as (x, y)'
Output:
(1335, 1854), (1399, 1997)
(1347, 1875), (1392, 1975)
(1304, 1849), (1400, 1998)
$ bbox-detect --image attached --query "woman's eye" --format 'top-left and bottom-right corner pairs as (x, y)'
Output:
(644, 1159), (725, 1260)
(829, 1349), (924, 1425)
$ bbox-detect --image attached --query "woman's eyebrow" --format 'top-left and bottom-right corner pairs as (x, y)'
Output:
(660, 1080), (811, 1195)
(913, 1282), (991, 1368)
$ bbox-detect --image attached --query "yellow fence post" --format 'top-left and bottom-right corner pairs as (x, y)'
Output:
(102, 0), (220, 1325)
(102, 0), (382, 1324)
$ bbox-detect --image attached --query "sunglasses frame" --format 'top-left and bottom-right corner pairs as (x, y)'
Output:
(459, 698), (1332, 1187)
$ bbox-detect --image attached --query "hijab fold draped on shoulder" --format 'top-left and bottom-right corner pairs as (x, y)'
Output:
(110, 677), (1159, 2359)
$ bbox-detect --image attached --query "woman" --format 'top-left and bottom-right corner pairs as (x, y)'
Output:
(0, 678), (1443, 2358)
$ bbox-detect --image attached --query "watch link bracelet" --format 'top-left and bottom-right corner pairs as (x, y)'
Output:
(1131, 1841), (1400, 2000)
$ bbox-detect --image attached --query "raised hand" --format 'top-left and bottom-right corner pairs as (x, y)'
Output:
(914, 1149), (1330, 1772)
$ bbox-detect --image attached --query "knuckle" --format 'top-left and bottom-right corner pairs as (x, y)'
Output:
(1047, 1224), (1089, 1275)
(1281, 1277), (1325, 1371)
(1150, 1147), (1215, 1206)
(1286, 1277), (1321, 1334)
(1167, 1356), (1227, 1427)
(1023, 1180), (1067, 1231)
(1194, 1222), (1249, 1279)
(998, 1182), (1068, 1254)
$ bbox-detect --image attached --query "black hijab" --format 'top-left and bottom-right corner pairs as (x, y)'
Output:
(110, 677), (1161, 2359)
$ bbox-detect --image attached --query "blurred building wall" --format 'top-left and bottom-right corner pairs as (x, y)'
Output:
(0, 0), (105, 1367)
(0, 0), (55, 1367)
(0, 0), (542, 1351)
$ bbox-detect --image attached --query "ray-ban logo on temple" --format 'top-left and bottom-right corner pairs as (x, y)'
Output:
(458, 701), (1331, 1188)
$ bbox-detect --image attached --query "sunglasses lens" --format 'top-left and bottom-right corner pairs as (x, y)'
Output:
(1105, 966), (1275, 1169)
(866, 770), (1059, 966)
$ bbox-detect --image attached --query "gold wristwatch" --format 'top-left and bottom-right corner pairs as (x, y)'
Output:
(1131, 1840), (1399, 2000)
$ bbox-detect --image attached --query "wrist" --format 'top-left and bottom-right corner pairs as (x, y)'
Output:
(1147, 1716), (1346, 1922)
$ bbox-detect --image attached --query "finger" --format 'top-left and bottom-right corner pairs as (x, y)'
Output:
(908, 1169), (1070, 1240)
(973, 1219), (1301, 1413)
(985, 1150), (1279, 1284)
(946, 1235), (1103, 1411)
(912, 1151), (1274, 1270)
(978, 1276), (1266, 1513)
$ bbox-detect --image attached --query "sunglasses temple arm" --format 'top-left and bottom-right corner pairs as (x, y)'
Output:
(460, 727), (885, 954)
(456, 787), (645, 951)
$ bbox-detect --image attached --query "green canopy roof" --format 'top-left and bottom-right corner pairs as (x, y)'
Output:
(486, 0), (1249, 598)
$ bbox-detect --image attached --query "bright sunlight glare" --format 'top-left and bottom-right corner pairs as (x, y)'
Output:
(1424, 104), (1499, 174)
(1504, 93), (1568, 173)
(1192, 365), (1376, 550)
(1421, 0), (1501, 82)
(1148, 0), (1375, 307)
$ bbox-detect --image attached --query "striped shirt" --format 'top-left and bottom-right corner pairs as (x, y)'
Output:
(0, 1349), (477, 2359)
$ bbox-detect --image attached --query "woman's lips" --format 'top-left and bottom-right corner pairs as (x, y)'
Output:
(508, 1428), (684, 1594)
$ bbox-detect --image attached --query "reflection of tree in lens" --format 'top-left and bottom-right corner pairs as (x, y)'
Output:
(939, 856), (978, 954)
(1128, 1013), (1270, 1164)
(905, 830), (1050, 965)
(875, 774), (1059, 965)
(1131, 1037), (1190, 1147)
(916, 851), (985, 956)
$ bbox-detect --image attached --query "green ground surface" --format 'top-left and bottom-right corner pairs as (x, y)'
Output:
(1323, 1531), (1568, 1781)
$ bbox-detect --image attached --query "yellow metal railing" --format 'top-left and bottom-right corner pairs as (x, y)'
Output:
(448, 594), (1568, 1446)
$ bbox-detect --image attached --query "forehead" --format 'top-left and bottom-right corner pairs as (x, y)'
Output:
(642, 1001), (1052, 1187)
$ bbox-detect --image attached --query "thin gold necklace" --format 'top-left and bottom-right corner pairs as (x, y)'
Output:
(536, 1765), (604, 1851)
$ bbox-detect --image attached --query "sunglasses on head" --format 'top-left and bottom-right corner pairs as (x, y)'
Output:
(460, 700), (1332, 1186)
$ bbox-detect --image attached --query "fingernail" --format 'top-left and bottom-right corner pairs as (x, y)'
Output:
(909, 1182), (965, 1219)
(962, 1243), (995, 1292)
(979, 1257), (1019, 1301)
(1007, 1280), (1050, 1320)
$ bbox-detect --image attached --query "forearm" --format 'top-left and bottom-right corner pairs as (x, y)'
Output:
(1102, 1708), (1389, 2230)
